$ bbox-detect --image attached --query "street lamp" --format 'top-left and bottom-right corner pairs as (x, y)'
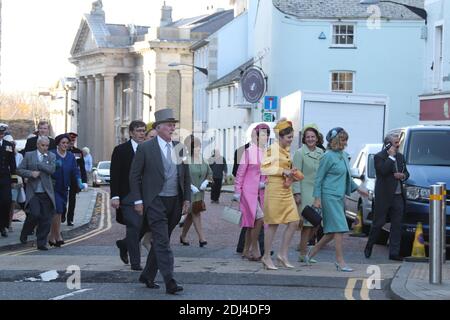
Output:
(123, 88), (153, 112)
(168, 62), (209, 76)
(359, 0), (427, 24)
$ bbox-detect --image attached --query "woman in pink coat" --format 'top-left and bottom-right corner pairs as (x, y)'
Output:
(234, 124), (270, 261)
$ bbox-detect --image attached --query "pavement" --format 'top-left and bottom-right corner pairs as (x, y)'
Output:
(1, 184), (450, 300)
(0, 188), (98, 250)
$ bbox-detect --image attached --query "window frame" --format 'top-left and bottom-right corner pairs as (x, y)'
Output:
(330, 71), (355, 93)
(330, 23), (357, 48)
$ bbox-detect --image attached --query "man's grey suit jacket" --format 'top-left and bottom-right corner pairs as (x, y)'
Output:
(17, 151), (56, 209)
(129, 137), (191, 211)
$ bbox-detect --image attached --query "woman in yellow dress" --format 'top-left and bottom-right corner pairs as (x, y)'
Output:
(260, 119), (303, 270)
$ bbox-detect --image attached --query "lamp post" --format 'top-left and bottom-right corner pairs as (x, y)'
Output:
(123, 88), (153, 113)
(168, 62), (209, 76)
(360, 0), (427, 24)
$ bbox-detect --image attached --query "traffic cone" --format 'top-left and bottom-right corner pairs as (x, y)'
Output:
(404, 222), (428, 262)
(350, 210), (366, 237)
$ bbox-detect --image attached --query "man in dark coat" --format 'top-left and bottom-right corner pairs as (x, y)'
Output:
(0, 124), (17, 237)
(23, 120), (56, 154)
(364, 133), (410, 261)
(110, 120), (147, 270)
(63, 132), (87, 226)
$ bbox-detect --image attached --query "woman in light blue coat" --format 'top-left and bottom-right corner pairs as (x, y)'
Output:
(305, 128), (368, 272)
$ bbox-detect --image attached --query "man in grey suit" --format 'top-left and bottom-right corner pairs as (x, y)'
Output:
(17, 136), (56, 250)
(129, 108), (191, 294)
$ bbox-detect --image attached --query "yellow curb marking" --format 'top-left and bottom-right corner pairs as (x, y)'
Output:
(0, 191), (111, 257)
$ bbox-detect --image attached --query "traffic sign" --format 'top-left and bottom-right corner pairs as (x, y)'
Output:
(264, 96), (278, 110)
(263, 112), (276, 122)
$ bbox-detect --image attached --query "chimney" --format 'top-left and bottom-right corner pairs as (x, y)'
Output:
(160, 1), (173, 27)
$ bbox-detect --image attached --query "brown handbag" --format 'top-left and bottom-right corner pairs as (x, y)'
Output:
(192, 200), (206, 214)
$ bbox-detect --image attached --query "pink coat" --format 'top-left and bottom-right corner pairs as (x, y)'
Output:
(234, 143), (267, 228)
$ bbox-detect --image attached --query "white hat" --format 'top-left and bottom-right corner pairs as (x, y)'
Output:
(0, 123), (8, 132)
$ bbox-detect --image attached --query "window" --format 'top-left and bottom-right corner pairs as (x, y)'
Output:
(332, 24), (355, 46)
(331, 71), (354, 93)
(218, 88), (221, 108)
(434, 25), (443, 91)
(228, 87), (232, 107)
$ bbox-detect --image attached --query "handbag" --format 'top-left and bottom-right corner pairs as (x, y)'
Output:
(301, 205), (322, 227)
(221, 200), (242, 225)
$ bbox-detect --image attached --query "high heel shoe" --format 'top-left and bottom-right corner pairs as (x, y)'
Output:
(334, 262), (354, 272)
(199, 240), (207, 247)
(180, 236), (190, 246)
(48, 241), (56, 247)
(261, 257), (278, 270)
(276, 256), (295, 269)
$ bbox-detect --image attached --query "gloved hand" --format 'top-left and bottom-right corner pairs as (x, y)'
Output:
(233, 193), (241, 201)
(191, 184), (200, 194)
(77, 179), (85, 190)
(199, 180), (209, 191)
(259, 182), (266, 190)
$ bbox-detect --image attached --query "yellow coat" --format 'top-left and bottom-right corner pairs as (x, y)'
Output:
(261, 143), (299, 225)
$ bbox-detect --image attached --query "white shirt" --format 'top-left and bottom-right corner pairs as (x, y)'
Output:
(131, 139), (139, 153)
(157, 135), (174, 158)
(36, 150), (47, 162)
(0, 139), (3, 147)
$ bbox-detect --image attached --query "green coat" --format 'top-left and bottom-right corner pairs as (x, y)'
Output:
(292, 146), (324, 213)
(313, 150), (358, 199)
(188, 157), (212, 203)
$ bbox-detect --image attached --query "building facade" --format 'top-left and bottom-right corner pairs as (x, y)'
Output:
(70, 1), (233, 162)
(420, 0), (450, 124)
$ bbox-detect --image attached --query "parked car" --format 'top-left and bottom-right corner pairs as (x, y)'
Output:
(392, 126), (450, 257)
(92, 161), (111, 187)
(345, 144), (383, 235)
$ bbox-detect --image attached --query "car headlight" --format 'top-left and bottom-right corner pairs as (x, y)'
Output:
(406, 186), (430, 201)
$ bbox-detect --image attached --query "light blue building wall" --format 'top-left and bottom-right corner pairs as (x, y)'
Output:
(252, 1), (426, 130)
(217, 11), (250, 79)
(423, 0), (450, 93)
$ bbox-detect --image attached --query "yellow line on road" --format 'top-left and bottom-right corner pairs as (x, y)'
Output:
(344, 278), (358, 300)
(0, 191), (111, 257)
(360, 279), (370, 300)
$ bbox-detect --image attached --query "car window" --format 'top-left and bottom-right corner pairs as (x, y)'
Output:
(406, 130), (450, 166)
(353, 151), (363, 168)
(98, 162), (111, 170)
(368, 154), (376, 178)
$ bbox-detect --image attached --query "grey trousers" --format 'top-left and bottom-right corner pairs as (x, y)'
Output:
(367, 194), (404, 256)
(21, 193), (54, 247)
(141, 195), (181, 285)
(122, 204), (143, 267)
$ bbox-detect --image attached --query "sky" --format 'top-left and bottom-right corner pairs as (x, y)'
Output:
(1, 0), (231, 93)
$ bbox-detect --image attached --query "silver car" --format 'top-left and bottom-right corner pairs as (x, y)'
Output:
(345, 144), (383, 235)
(92, 161), (111, 187)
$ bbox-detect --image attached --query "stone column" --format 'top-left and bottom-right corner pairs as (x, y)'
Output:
(128, 73), (137, 121)
(154, 70), (169, 113)
(179, 69), (193, 135)
(103, 73), (117, 163)
(86, 76), (95, 151)
(77, 77), (87, 148)
(94, 74), (103, 163)
(135, 72), (144, 121)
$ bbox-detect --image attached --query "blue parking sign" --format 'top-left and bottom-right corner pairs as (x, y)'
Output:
(264, 96), (278, 110)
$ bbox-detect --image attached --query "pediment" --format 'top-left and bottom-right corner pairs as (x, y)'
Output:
(71, 19), (100, 56)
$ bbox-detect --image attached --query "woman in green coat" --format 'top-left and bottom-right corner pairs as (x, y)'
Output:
(305, 128), (368, 272)
(292, 126), (324, 263)
(180, 135), (212, 247)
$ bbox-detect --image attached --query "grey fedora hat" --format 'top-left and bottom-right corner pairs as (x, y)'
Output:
(153, 108), (179, 126)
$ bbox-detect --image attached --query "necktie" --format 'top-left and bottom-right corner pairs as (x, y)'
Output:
(166, 143), (172, 163)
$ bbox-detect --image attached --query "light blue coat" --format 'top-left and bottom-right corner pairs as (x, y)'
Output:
(313, 150), (357, 199)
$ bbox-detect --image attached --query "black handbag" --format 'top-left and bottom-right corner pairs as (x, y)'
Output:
(301, 205), (322, 227)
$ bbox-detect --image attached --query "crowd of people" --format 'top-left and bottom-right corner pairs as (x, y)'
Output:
(0, 108), (409, 295)
(0, 120), (89, 249)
